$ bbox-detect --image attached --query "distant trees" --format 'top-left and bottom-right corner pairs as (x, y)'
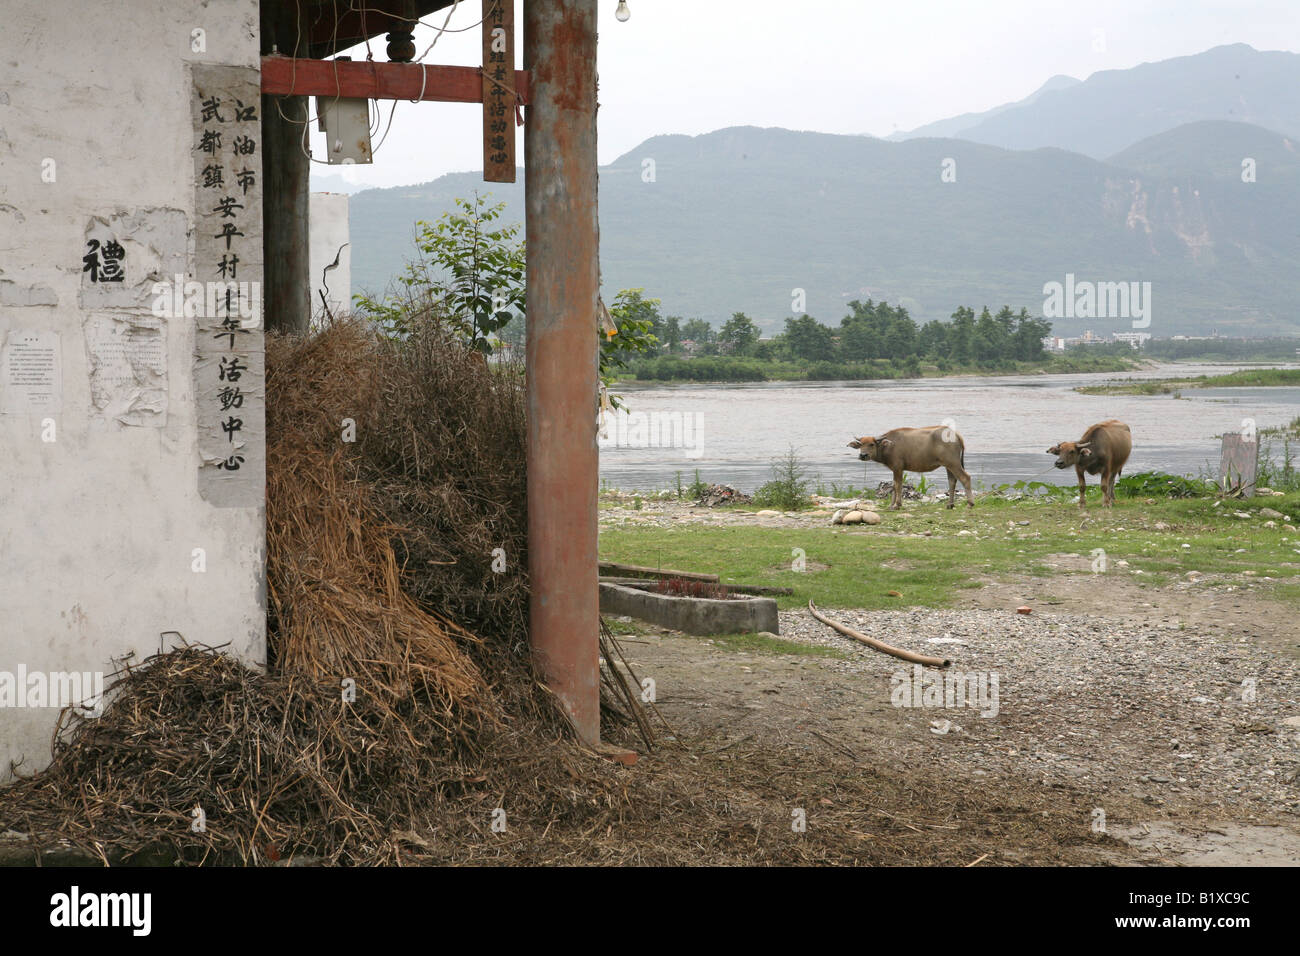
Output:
(718, 312), (762, 355)
(661, 315), (682, 354)
(681, 318), (717, 354)
(615, 295), (1054, 373)
(783, 314), (836, 361)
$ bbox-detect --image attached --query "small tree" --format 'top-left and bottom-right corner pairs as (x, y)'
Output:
(752, 445), (813, 511)
(601, 288), (660, 408)
(357, 194), (525, 352)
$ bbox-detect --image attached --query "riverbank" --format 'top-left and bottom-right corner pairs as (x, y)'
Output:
(596, 362), (1300, 494)
(1075, 367), (1300, 395)
(599, 490), (1300, 614)
(617, 352), (1143, 385)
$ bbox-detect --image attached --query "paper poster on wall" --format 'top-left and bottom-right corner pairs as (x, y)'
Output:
(83, 313), (167, 426)
(0, 329), (62, 414)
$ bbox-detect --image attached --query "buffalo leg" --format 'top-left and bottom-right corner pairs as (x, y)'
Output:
(892, 470), (904, 509)
(946, 469), (957, 509)
(958, 465), (975, 508)
(1076, 465), (1087, 509)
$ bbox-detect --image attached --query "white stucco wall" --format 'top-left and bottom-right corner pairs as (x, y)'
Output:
(0, 0), (265, 782)
(309, 192), (352, 320)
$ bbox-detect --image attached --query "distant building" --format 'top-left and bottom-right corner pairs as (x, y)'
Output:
(1112, 332), (1151, 349)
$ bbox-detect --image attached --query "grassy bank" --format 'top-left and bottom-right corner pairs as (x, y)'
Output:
(1075, 367), (1300, 395)
(617, 353), (1140, 384)
(599, 493), (1300, 613)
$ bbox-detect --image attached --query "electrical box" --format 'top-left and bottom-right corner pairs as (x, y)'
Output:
(316, 96), (373, 165)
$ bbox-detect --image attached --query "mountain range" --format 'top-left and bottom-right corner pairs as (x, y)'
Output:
(332, 44), (1300, 336)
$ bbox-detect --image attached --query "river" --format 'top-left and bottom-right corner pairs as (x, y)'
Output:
(597, 363), (1300, 493)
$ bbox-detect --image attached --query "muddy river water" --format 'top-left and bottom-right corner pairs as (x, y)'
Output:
(598, 363), (1300, 493)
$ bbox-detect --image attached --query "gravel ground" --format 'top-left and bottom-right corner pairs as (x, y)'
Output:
(776, 605), (1300, 818)
(601, 494), (886, 529)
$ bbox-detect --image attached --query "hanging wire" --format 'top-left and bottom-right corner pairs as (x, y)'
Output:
(268, 0), (506, 163)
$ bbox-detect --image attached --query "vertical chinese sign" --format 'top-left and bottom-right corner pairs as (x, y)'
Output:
(482, 0), (516, 183)
(191, 65), (265, 507)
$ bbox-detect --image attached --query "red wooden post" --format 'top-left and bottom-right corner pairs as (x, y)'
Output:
(524, 0), (602, 747)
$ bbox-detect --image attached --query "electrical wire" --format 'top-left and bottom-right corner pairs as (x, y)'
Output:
(268, 0), (506, 163)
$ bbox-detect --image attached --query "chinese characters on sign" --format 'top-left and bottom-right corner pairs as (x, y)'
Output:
(482, 0), (516, 183)
(191, 65), (265, 507)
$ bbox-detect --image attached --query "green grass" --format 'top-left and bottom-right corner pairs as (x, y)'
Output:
(620, 353), (1138, 384)
(599, 493), (1300, 611)
(1076, 368), (1300, 395)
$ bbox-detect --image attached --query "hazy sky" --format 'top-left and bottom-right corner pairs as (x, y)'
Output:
(309, 0), (1300, 190)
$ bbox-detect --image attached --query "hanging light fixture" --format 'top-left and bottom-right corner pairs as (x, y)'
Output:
(615, 1), (630, 22)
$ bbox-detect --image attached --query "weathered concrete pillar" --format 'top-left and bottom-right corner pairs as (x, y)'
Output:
(259, 4), (312, 335)
(524, 0), (600, 744)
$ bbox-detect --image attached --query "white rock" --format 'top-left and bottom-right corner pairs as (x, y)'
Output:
(1260, 507), (1285, 520)
(861, 511), (881, 525)
(755, 510), (781, 517)
(831, 509), (845, 525)
(843, 510), (865, 524)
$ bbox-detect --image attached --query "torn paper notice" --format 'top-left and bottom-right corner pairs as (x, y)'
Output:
(83, 313), (167, 426)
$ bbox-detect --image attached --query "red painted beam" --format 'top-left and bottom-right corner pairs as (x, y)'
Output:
(260, 55), (529, 105)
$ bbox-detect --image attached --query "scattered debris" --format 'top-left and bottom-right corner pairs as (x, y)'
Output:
(694, 484), (751, 507)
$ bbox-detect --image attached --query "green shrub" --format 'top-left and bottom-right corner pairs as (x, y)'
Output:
(752, 446), (812, 511)
(1115, 471), (1217, 499)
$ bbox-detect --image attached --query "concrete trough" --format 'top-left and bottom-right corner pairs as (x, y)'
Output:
(599, 582), (779, 636)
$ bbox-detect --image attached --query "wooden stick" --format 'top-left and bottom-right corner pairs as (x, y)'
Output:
(598, 561), (718, 583)
(598, 576), (792, 595)
(807, 600), (951, 668)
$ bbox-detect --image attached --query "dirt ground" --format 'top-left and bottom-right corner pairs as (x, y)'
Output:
(606, 572), (1300, 866)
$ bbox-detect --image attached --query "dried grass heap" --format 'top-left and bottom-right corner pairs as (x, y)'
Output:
(0, 318), (606, 865)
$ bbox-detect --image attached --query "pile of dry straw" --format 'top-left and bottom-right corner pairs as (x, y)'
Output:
(0, 318), (638, 865)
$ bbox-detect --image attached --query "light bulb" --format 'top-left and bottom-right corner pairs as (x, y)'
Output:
(615, 1), (630, 22)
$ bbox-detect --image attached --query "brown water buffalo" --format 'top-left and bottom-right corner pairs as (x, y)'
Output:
(1047, 419), (1132, 508)
(848, 425), (973, 509)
